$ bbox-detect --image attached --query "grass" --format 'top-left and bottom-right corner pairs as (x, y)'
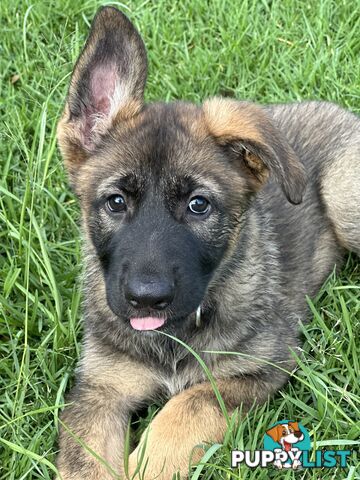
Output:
(0, 0), (359, 478)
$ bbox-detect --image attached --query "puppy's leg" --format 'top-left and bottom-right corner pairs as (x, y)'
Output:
(56, 353), (158, 480)
(129, 374), (286, 480)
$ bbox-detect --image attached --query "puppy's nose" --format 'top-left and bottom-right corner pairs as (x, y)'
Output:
(294, 431), (303, 439)
(124, 277), (174, 310)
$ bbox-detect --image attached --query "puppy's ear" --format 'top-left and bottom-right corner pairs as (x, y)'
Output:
(266, 425), (283, 443)
(57, 7), (147, 182)
(203, 98), (306, 204)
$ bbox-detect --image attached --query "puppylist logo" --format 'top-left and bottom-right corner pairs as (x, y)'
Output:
(231, 420), (351, 470)
(264, 421), (309, 469)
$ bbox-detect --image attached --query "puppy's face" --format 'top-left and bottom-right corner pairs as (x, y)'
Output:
(78, 103), (249, 330)
(58, 7), (306, 333)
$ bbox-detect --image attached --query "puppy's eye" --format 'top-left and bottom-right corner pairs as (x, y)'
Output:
(188, 196), (210, 215)
(106, 194), (127, 213)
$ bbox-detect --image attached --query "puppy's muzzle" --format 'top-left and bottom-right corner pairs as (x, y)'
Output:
(124, 275), (175, 310)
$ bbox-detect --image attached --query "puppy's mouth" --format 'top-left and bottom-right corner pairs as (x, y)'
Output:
(125, 304), (203, 331)
(129, 316), (166, 331)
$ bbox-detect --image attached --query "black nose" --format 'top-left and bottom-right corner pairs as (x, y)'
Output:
(124, 277), (175, 310)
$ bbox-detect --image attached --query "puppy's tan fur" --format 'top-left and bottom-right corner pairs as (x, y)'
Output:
(56, 7), (359, 480)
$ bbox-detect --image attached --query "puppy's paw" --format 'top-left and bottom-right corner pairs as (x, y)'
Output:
(56, 465), (118, 480)
(127, 427), (203, 479)
(127, 392), (226, 479)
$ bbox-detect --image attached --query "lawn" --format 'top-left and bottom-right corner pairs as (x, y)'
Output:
(0, 0), (359, 479)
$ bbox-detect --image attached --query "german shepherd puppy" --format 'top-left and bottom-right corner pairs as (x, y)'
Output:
(56, 6), (360, 480)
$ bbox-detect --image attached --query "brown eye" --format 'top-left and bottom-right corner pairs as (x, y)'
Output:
(188, 196), (210, 215)
(106, 194), (127, 213)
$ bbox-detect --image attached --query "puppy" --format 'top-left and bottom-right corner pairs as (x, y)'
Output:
(56, 6), (360, 479)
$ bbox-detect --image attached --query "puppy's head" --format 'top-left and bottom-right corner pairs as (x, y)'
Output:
(58, 7), (306, 333)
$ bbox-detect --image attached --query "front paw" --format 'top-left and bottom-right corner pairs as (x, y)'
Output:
(56, 464), (119, 480)
(127, 428), (203, 480)
(127, 395), (226, 479)
(56, 443), (123, 480)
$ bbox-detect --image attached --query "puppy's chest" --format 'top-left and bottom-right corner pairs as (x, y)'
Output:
(159, 354), (245, 397)
(160, 361), (203, 397)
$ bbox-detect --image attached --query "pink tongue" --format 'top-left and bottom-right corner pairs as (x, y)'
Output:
(130, 316), (166, 331)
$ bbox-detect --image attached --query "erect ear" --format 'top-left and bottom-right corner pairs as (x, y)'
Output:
(203, 98), (306, 204)
(57, 7), (147, 182)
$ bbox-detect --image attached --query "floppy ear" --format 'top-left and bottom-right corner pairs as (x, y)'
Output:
(266, 425), (283, 443)
(57, 7), (147, 182)
(203, 98), (306, 204)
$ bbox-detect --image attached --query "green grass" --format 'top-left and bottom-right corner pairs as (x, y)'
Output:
(0, 0), (359, 478)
